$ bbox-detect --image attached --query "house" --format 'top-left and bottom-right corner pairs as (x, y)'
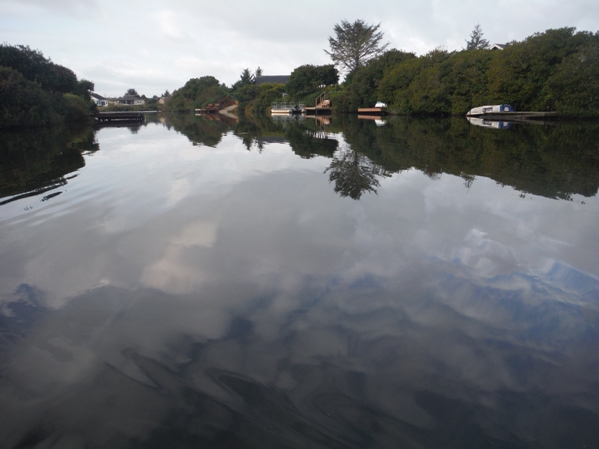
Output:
(90, 92), (108, 107)
(490, 43), (506, 50)
(255, 75), (290, 85)
(116, 94), (145, 106)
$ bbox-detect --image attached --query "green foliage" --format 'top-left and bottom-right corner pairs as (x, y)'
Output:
(546, 41), (599, 116)
(73, 79), (95, 101)
(465, 24), (490, 50)
(286, 64), (338, 97)
(61, 93), (94, 124)
(0, 44), (99, 128)
(335, 27), (599, 116)
(234, 83), (260, 112)
(334, 49), (416, 111)
(0, 66), (61, 128)
(325, 20), (389, 74)
(0, 44), (77, 93)
(232, 68), (255, 91)
(167, 76), (229, 111)
(486, 28), (596, 111)
(250, 83), (287, 114)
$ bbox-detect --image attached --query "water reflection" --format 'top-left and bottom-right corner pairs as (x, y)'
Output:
(0, 116), (598, 448)
(0, 125), (98, 205)
(169, 114), (599, 201)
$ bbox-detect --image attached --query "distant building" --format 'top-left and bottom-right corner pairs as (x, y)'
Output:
(116, 94), (145, 106)
(490, 43), (506, 50)
(90, 92), (108, 107)
(255, 75), (290, 85)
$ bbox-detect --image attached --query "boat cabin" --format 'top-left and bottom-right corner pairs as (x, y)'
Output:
(467, 104), (514, 116)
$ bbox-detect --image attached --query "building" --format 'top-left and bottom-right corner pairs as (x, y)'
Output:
(90, 93), (109, 107)
(116, 94), (145, 106)
(255, 75), (290, 85)
(490, 43), (506, 50)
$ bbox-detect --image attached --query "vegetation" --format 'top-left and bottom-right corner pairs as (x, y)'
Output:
(0, 44), (96, 129)
(465, 24), (489, 50)
(331, 27), (599, 116)
(325, 20), (389, 75)
(166, 76), (229, 112)
(286, 65), (338, 97)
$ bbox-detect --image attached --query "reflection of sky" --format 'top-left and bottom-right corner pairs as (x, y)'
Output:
(0, 123), (598, 447)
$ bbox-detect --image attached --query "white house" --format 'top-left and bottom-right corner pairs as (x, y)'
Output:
(490, 43), (506, 50)
(116, 94), (145, 106)
(90, 92), (108, 107)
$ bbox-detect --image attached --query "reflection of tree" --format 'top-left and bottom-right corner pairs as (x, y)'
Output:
(325, 147), (385, 200)
(0, 125), (98, 201)
(164, 113), (235, 147)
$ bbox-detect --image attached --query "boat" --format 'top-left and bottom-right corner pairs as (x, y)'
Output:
(466, 104), (514, 116)
(466, 104), (559, 121)
(271, 102), (305, 115)
(467, 117), (512, 129)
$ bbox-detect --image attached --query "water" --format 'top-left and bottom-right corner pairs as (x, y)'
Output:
(0, 115), (598, 449)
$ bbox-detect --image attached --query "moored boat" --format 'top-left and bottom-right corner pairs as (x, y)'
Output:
(271, 102), (305, 115)
(466, 104), (514, 116)
(466, 104), (560, 121)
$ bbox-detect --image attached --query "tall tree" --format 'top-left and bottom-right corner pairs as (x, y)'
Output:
(465, 24), (490, 50)
(126, 88), (138, 96)
(325, 20), (389, 74)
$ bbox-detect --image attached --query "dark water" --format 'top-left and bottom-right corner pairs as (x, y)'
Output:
(1, 115), (598, 449)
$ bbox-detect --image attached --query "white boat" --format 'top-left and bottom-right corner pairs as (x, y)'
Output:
(467, 117), (512, 129)
(466, 104), (514, 116)
(271, 102), (305, 115)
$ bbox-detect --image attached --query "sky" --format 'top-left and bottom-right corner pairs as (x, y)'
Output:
(1, 0), (598, 97)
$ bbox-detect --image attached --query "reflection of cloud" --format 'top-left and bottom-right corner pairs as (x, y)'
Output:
(141, 221), (217, 293)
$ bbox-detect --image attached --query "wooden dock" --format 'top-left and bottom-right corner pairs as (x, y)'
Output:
(305, 91), (332, 115)
(357, 107), (387, 115)
(92, 111), (145, 124)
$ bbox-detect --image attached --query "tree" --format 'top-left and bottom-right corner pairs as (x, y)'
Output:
(325, 20), (389, 74)
(286, 64), (339, 96)
(126, 88), (138, 96)
(466, 24), (490, 50)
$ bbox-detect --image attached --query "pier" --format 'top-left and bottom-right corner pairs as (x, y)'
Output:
(91, 111), (147, 125)
(305, 91), (332, 115)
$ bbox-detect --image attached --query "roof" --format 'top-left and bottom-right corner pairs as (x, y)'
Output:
(118, 94), (144, 100)
(91, 92), (107, 100)
(490, 43), (506, 50)
(255, 75), (290, 85)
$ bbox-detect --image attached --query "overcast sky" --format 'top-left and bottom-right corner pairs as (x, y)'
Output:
(1, 0), (598, 97)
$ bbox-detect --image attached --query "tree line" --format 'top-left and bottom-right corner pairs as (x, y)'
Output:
(331, 25), (599, 116)
(0, 44), (97, 129)
(166, 22), (599, 118)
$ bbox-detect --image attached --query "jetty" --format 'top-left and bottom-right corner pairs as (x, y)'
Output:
(358, 101), (388, 115)
(91, 111), (147, 124)
(305, 91), (332, 115)
(195, 96), (237, 114)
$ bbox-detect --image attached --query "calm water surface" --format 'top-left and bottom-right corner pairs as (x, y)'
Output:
(1, 115), (598, 448)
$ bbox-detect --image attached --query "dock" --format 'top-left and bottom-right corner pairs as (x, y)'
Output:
(305, 91), (332, 116)
(91, 111), (146, 124)
(357, 107), (387, 115)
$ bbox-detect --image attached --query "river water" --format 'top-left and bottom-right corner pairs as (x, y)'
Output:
(0, 114), (598, 449)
